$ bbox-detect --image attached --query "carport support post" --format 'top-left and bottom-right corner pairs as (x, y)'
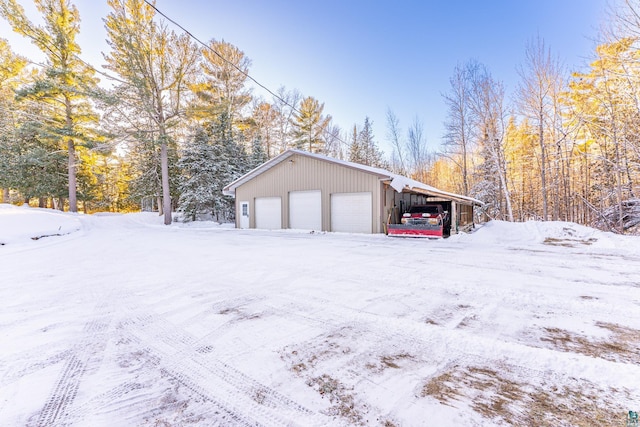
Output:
(452, 202), (457, 235)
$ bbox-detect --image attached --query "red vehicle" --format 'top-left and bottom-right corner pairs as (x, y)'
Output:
(387, 204), (450, 238)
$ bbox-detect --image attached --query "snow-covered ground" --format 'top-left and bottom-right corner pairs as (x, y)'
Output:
(1, 203), (639, 426)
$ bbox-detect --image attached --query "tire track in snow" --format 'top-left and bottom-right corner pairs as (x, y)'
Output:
(34, 354), (84, 427)
(265, 291), (640, 392)
(0, 348), (71, 388)
(118, 307), (323, 427)
(32, 310), (112, 427)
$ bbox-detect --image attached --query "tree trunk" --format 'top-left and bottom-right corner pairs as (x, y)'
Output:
(462, 136), (469, 196)
(66, 96), (77, 213)
(67, 139), (77, 212)
(495, 145), (514, 222)
(539, 114), (548, 220)
(160, 141), (172, 225)
(1, 188), (8, 203)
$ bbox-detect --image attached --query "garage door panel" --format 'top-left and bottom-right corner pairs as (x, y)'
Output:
(331, 192), (372, 233)
(289, 190), (321, 231)
(255, 197), (281, 229)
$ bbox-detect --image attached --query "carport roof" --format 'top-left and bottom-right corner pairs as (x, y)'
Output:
(223, 149), (483, 206)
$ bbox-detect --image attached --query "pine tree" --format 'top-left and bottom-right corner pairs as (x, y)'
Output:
(104, 0), (199, 224)
(348, 125), (362, 163)
(0, 38), (27, 202)
(177, 127), (218, 221)
(213, 111), (248, 220)
(5, 116), (68, 202)
(248, 135), (267, 169)
(191, 39), (252, 128)
(0, 0), (101, 212)
(291, 96), (330, 153)
(349, 117), (385, 168)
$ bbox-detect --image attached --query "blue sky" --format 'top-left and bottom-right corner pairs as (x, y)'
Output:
(1, 1), (612, 154)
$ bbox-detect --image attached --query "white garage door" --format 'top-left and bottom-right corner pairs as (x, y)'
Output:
(330, 192), (372, 233)
(255, 197), (281, 230)
(289, 190), (322, 231)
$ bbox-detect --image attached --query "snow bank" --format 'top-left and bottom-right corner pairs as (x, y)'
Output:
(463, 219), (635, 250)
(0, 204), (81, 245)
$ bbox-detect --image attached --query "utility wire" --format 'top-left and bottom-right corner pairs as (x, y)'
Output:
(143, 0), (300, 116)
(143, 0), (352, 150)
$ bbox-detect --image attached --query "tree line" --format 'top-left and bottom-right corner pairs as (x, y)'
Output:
(394, 2), (640, 233)
(0, 0), (638, 233)
(0, 0), (387, 225)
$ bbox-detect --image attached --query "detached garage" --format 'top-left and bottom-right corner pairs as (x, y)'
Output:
(223, 149), (482, 235)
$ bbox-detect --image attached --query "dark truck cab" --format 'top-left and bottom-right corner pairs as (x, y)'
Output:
(387, 203), (450, 238)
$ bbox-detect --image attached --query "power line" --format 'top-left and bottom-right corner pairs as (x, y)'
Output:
(143, 0), (299, 116)
(143, 0), (352, 150)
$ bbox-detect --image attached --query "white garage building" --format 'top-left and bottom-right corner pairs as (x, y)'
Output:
(223, 149), (482, 234)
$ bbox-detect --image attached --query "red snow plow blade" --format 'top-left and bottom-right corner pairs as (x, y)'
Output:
(387, 224), (444, 238)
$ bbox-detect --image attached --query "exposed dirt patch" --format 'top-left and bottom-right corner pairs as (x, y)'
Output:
(281, 328), (373, 424)
(543, 237), (598, 247)
(31, 232), (68, 241)
(281, 328), (354, 376)
(365, 353), (414, 373)
(421, 364), (628, 426)
(540, 322), (640, 364)
(218, 306), (262, 322)
(306, 374), (366, 425)
(421, 370), (458, 404)
(456, 314), (478, 329)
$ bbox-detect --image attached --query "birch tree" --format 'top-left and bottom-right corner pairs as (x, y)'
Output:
(442, 62), (475, 196)
(406, 117), (431, 183)
(385, 109), (407, 175)
(516, 37), (564, 220)
(272, 86), (300, 153)
(469, 64), (514, 221)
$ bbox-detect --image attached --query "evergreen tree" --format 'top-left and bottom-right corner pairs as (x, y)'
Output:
(348, 125), (362, 163)
(190, 39), (252, 128)
(291, 96), (330, 152)
(248, 135), (267, 169)
(104, 0), (199, 224)
(349, 117), (385, 168)
(0, 38), (27, 201)
(177, 112), (250, 222)
(177, 127), (218, 221)
(4, 117), (67, 202)
(0, 0), (101, 212)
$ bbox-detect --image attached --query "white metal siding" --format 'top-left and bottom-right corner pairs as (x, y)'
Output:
(255, 197), (281, 229)
(331, 192), (372, 233)
(289, 190), (321, 230)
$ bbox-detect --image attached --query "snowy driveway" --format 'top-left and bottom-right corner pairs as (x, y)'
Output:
(1, 210), (639, 426)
